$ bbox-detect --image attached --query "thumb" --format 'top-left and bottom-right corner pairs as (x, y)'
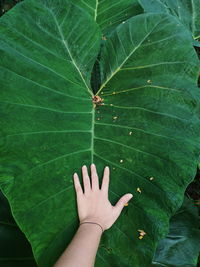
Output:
(114, 193), (133, 215)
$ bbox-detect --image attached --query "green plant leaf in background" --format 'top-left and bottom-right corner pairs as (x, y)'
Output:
(0, 0), (200, 266)
(139, 0), (200, 41)
(0, 190), (37, 267)
(152, 197), (200, 267)
(70, 0), (143, 36)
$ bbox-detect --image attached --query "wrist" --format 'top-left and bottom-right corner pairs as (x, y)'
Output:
(79, 221), (104, 235)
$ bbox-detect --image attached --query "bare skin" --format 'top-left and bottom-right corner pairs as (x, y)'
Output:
(54, 164), (133, 267)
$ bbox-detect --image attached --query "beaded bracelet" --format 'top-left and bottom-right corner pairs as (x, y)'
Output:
(79, 221), (104, 233)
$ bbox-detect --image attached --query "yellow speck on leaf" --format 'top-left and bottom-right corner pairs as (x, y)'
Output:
(110, 104), (113, 106)
(147, 80), (152, 83)
(129, 131), (132, 135)
(97, 118), (100, 120)
(136, 187), (142, 193)
(149, 177), (154, 180)
(113, 116), (118, 120)
(138, 229), (146, 239)
(138, 229), (146, 235)
(120, 159), (123, 163)
(112, 92), (116, 94)
(102, 36), (107, 40)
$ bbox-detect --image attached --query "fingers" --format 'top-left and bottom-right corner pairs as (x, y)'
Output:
(73, 173), (83, 196)
(114, 194), (133, 216)
(82, 165), (91, 195)
(74, 165), (110, 196)
(101, 166), (109, 195)
(91, 163), (99, 191)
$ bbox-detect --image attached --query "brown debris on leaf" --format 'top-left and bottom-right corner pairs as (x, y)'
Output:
(92, 95), (104, 108)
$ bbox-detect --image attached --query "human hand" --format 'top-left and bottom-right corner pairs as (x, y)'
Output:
(73, 164), (133, 232)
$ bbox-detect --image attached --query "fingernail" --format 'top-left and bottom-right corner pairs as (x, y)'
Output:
(74, 172), (77, 177)
(105, 166), (109, 169)
(129, 194), (133, 198)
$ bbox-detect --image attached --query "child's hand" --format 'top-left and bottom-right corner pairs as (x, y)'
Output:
(73, 164), (133, 232)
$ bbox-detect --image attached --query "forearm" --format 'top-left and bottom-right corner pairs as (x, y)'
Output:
(54, 223), (103, 267)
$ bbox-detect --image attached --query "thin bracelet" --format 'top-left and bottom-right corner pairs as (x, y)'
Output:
(79, 222), (104, 233)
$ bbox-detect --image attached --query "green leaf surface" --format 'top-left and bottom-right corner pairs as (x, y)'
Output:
(139, 0), (200, 40)
(0, 190), (37, 267)
(152, 197), (200, 267)
(0, 0), (200, 266)
(70, 0), (143, 35)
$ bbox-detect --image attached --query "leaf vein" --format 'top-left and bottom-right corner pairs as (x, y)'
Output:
(103, 103), (188, 122)
(1, 101), (92, 114)
(1, 66), (88, 101)
(94, 136), (170, 163)
(94, 152), (165, 195)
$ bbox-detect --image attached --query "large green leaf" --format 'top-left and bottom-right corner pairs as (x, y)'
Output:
(0, 1), (200, 266)
(152, 197), (200, 267)
(139, 0), (200, 40)
(70, 0), (143, 35)
(0, 0), (101, 265)
(0, 190), (37, 267)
